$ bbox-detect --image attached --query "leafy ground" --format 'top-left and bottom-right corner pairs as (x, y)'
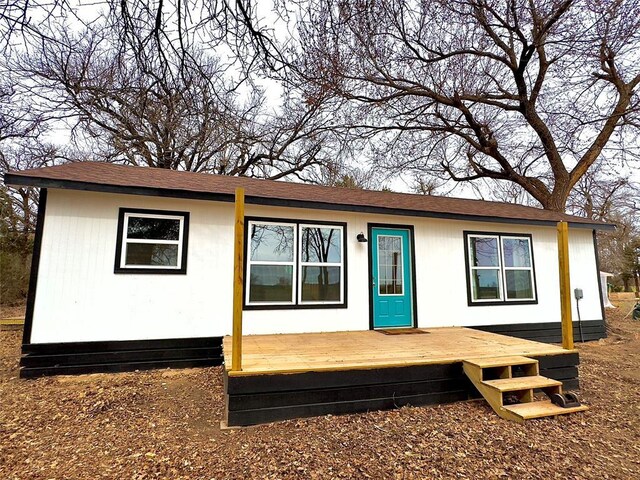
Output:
(0, 304), (26, 319)
(1, 302), (639, 479)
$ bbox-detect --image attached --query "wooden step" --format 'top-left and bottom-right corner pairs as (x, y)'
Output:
(503, 400), (589, 420)
(463, 356), (537, 369)
(483, 375), (562, 392)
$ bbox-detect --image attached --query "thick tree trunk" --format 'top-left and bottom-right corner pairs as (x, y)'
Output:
(538, 188), (571, 213)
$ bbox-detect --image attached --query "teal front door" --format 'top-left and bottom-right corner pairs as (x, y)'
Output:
(371, 227), (415, 328)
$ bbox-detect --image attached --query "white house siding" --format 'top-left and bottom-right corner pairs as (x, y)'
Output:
(30, 189), (603, 343)
(567, 228), (604, 321)
(32, 190), (235, 343)
(243, 205), (603, 333)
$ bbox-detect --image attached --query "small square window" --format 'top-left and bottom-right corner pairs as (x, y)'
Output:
(115, 208), (189, 274)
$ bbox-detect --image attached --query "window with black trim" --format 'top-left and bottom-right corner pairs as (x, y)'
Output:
(115, 208), (189, 274)
(246, 219), (346, 308)
(464, 232), (536, 305)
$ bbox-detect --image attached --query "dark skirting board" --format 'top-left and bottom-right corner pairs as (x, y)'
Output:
(224, 352), (581, 427)
(471, 320), (606, 343)
(20, 337), (223, 378)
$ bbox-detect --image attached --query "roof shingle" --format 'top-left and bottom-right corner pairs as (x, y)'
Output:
(3, 162), (612, 229)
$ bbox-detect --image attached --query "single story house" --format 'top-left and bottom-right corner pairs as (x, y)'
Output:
(3, 162), (610, 380)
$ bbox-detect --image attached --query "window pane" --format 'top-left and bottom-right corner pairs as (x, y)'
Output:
(301, 227), (341, 263)
(505, 270), (534, 299)
(502, 238), (531, 267)
(380, 276), (403, 295)
(125, 243), (178, 266)
(471, 269), (501, 300)
(378, 235), (403, 295)
(249, 265), (293, 302)
(301, 266), (341, 302)
(470, 237), (499, 267)
(250, 224), (294, 262)
(127, 217), (180, 240)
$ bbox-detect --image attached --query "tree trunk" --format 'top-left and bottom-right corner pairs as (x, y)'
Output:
(540, 189), (571, 212)
(20, 190), (31, 233)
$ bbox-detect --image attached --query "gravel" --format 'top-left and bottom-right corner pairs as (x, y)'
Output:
(1, 302), (639, 479)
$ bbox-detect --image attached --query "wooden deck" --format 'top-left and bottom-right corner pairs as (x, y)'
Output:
(223, 328), (581, 426)
(223, 327), (572, 376)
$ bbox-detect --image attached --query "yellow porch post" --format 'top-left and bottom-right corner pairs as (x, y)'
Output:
(557, 221), (574, 350)
(231, 187), (245, 371)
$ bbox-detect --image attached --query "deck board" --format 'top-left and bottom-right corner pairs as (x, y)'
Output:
(223, 327), (572, 376)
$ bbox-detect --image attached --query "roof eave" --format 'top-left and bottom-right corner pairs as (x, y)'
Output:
(3, 172), (616, 231)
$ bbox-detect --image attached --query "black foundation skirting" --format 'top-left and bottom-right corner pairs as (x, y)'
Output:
(20, 337), (223, 378)
(225, 352), (581, 427)
(472, 320), (606, 343)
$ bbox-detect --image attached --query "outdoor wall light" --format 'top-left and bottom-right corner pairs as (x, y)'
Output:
(357, 232), (368, 243)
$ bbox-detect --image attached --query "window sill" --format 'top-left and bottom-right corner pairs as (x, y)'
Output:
(244, 303), (348, 311)
(114, 267), (187, 275)
(467, 299), (538, 307)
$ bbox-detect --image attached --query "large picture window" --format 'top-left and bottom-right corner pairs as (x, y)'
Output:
(246, 219), (346, 308)
(115, 208), (189, 274)
(464, 232), (536, 305)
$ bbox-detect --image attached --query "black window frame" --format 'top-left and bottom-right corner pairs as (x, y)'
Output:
(114, 207), (190, 274)
(243, 216), (348, 310)
(463, 231), (538, 306)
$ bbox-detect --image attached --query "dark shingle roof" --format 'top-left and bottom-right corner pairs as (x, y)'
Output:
(3, 162), (613, 229)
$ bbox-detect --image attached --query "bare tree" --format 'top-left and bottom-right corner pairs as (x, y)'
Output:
(11, 1), (638, 208)
(1, 1), (67, 49)
(1, 142), (62, 232)
(0, 66), (60, 233)
(286, 0), (640, 211)
(0, 141), (61, 306)
(1, 0), (289, 96)
(14, 11), (340, 180)
(0, 71), (64, 306)
(0, 70), (45, 154)
(567, 170), (638, 222)
(566, 161), (640, 290)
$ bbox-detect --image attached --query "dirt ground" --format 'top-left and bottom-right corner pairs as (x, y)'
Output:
(0, 304), (26, 319)
(1, 303), (639, 480)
